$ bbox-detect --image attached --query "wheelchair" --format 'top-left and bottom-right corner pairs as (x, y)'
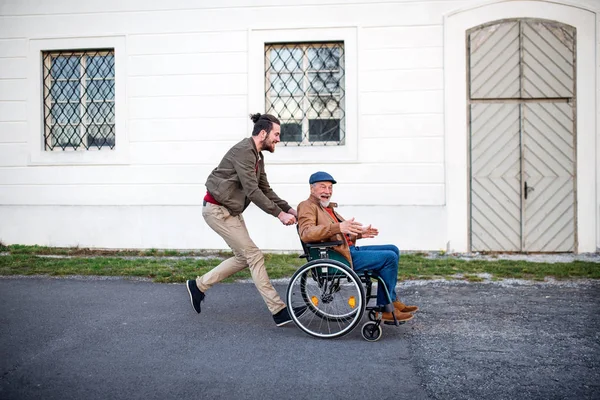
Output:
(286, 238), (405, 342)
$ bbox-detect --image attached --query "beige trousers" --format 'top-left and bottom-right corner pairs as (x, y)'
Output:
(197, 203), (286, 315)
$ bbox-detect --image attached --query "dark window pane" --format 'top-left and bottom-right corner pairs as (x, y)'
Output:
(43, 50), (115, 151)
(281, 122), (302, 142)
(51, 55), (80, 80)
(87, 124), (115, 148)
(309, 119), (340, 142)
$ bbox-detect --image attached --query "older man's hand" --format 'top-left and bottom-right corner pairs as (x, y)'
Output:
(340, 218), (363, 235)
(361, 224), (379, 238)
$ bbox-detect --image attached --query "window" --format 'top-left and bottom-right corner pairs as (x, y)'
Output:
(265, 43), (345, 146)
(42, 50), (115, 151)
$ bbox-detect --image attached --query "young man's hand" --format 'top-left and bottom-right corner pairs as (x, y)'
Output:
(278, 211), (297, 226)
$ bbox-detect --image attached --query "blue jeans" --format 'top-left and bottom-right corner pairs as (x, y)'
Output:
(350, 244), (399, 306)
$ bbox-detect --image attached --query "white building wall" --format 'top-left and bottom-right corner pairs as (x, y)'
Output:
(0, 0), (597, 252)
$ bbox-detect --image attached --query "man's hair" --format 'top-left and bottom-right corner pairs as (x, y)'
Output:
(250, 113), (280, 136)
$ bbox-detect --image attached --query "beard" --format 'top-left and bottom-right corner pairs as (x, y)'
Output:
(319, 199), (330, 208)
(261, 138), (275, 153)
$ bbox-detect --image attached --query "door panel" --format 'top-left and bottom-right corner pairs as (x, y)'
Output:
(470, 103), (521, 251)
(469, 21), (520, 99)
(522, 21), (575, 98)
(522, 103), (575, 251)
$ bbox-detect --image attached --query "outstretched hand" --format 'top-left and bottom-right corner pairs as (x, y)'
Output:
(340, 217), (363, 235)
(361, 224), (379, 239)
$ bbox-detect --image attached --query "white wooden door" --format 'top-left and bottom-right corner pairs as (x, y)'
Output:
(468, 19), (576, 252)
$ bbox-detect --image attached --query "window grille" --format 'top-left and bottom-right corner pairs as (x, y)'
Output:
(42, 50), (115, 151)
(265, 42), (345, 146)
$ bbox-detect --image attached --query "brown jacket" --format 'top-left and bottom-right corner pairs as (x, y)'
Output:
(205, 137), (291, 217)
(297, 195), (361, 266)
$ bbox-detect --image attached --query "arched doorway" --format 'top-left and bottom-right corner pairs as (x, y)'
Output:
(468, 19), (576, 252)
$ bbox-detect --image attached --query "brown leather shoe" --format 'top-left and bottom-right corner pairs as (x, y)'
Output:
(394, 301), (419, 313)
(381, 309), (413, 322)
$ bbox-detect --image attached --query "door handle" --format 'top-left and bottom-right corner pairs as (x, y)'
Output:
(524, 181), (534, 199)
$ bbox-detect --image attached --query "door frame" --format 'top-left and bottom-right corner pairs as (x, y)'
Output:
(444, 0), (597, 253)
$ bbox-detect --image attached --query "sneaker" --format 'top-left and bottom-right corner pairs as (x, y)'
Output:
(381, 309), (413, 322)
(186, 280), (205, 314)
(393, 301), (419, 313)
(273, 307), (292, 326)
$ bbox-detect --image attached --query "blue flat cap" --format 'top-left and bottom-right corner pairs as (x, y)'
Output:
(309, 171), (337, 184)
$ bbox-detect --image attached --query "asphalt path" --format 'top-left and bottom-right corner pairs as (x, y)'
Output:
(0, 277), (598, 400)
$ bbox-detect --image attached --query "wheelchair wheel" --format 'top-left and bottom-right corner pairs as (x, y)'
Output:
(287, 259), (365, 339)
(361, 322), (382, 342)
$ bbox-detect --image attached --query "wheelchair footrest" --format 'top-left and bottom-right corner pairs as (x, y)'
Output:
(383, 320), (406, 326)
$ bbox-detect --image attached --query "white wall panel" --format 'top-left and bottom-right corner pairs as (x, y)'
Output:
(362, 48), (443, 71)
(362, 69), (443, 92)
(129, 117), (248, 142)
(0, 79), (26, 101)
(362, 26), (443, 49)
(0, 101), (26, 122)
(0, 165), (211, 185)
(0, 205), (204, 249)
(276, 183), (444, 206)
(0, 159), (443, 186)
(128, 30), (247, 55)
(0, 204), (447, 250)
(329, 205), (447, 250)
(0, 0), (474, 16)
(129, 141), (239, 165)
(361, 91), (443, 115)
(266, 163), (444, 185)
(0, 122), (27, 143)
(0, 181), (443, 207)
(0, 2), (471, 38)
(0, 143), (28, 166)
(129, 53), (246, 76)
(361, 114), (443, 138)
(0, 58), (26, 79)
(129, 95), (246, 119)
(129, 74), (247, 97)
(0, 184), (204, 205)
(0, 39), (27, 57)
(360, 137), (444, 163)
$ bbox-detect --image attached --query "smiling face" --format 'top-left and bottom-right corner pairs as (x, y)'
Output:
(260, 123), (281, 153)
(310, 181), (334, 207)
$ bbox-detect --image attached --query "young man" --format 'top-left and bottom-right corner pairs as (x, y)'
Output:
(297, 171), (418, 322)
(186, 113), (298, 326)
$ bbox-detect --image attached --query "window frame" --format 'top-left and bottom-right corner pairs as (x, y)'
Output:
(28, 36), (128, 165)
(43, 49), (116, 151)
(265, 42), (346, 147)
(249, 27), (358, 164)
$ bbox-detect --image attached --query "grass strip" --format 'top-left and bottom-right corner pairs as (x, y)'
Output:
(0, 246), (598, 283)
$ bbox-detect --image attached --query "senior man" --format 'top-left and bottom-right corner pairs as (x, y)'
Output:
(297, 171), (418, 322)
